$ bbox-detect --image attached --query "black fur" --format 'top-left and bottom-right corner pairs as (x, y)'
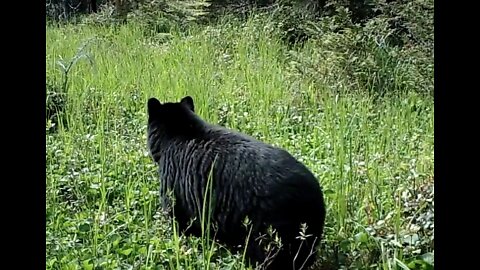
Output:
(147, 96), (326, 269)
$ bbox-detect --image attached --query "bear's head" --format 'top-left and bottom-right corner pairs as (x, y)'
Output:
(147, 96), (199, 142)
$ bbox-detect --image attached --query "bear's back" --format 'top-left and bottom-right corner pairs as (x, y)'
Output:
(192, 124), (322, 197)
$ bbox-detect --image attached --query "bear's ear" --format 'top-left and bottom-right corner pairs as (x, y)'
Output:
(148, 98), (162, 115)
(180, 96), (195, 112)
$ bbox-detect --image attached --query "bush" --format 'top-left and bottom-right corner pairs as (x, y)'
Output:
(266, 1), (434, 96)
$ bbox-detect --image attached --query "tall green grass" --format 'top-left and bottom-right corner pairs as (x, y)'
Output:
(46, 16), (434, 270)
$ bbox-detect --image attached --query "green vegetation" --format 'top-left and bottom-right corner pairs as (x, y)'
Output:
(46, 1), (434, 269)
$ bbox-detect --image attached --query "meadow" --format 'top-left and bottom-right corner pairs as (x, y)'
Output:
(46, 10), (434, 270)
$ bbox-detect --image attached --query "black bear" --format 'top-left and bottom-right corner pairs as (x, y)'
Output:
(147, 96), (326, 269)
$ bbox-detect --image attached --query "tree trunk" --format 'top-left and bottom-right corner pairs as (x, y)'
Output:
(114, 0), (128, 21)
(91, 0), (97, 13)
